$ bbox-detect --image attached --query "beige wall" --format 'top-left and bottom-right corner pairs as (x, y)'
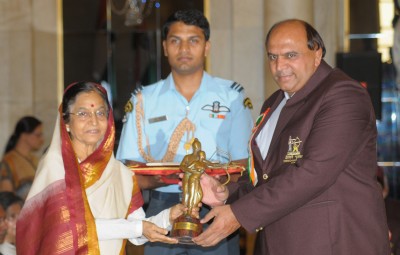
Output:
(0, 0), (61, 153)
(207, 0), (265, 120)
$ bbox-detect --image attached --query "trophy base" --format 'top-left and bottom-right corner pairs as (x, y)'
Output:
(174, 235), (196, 245)
(170, 214), (203, 245)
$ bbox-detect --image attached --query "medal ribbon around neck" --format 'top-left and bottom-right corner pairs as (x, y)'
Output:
(248, 107), (270, 186)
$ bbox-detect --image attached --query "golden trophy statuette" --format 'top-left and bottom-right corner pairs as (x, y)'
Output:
(170, 138), (206, 244)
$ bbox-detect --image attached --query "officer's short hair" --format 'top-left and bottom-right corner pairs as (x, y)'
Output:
(162, 9), (210, 41)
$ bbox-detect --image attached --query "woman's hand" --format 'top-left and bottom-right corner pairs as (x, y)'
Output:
(169, 203), (185, 223)
(142, 221), (178, 244)
(169, 203), (201, 224)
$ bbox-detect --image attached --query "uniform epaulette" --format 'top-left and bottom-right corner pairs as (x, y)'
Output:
(133, 85), (143, 95)
(230, 82), (244, 93)
(123, 85), (143, 123)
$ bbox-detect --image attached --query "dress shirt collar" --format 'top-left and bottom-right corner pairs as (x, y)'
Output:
(160, 71), (211, 96)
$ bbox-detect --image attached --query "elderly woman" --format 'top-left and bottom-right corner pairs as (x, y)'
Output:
(16, 82), (186, 254)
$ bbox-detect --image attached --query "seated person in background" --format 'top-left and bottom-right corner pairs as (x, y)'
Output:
(0, 116), (44, 199)
(0, 192), (23, 255)
(377, 165), (400, 255)
(16, 81), (190, 255)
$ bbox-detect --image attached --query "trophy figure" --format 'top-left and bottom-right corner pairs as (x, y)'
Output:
(171, 138), (207, 244)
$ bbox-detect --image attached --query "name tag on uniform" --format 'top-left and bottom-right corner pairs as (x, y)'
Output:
(148, 115), (167, 124)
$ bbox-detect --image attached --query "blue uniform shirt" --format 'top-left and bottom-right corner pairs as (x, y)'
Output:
(116, 72), (253, 192)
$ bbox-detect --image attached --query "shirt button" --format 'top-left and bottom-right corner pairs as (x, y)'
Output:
(263, 174), (268, 180)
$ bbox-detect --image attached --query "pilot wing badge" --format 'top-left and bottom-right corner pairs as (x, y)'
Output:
(202, 101), (230, 119)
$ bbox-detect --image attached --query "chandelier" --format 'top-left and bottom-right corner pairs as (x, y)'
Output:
(111, 0), (156, 26)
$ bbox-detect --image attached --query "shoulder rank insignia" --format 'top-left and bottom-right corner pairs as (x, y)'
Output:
(124, 85), (143, 113)
(230, 82), (244, 93)
(244, 97), (253, 109)
(133, 85), (143, 95)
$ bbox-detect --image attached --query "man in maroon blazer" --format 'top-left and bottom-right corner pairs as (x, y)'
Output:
(193, 19), (391, 255)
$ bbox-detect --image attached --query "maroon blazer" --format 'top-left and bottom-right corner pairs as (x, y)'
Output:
(228, 61), (390, 255)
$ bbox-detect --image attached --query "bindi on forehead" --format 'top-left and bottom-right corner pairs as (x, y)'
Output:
(75, 103), (101, 111)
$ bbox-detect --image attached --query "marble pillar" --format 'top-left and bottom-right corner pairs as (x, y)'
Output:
(207, 0), (265, 120)
(0, 0), (61, 154)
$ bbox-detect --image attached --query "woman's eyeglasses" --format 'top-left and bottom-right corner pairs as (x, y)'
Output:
(66, 110), (108, 121)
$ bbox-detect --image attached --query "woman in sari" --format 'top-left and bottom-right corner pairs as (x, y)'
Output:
(0, 116), (44, 199)
(16, 82), (186, 255)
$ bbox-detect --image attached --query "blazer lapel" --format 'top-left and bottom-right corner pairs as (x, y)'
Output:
(269, 98), (303, 150)
(251, 92), (285, 173)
